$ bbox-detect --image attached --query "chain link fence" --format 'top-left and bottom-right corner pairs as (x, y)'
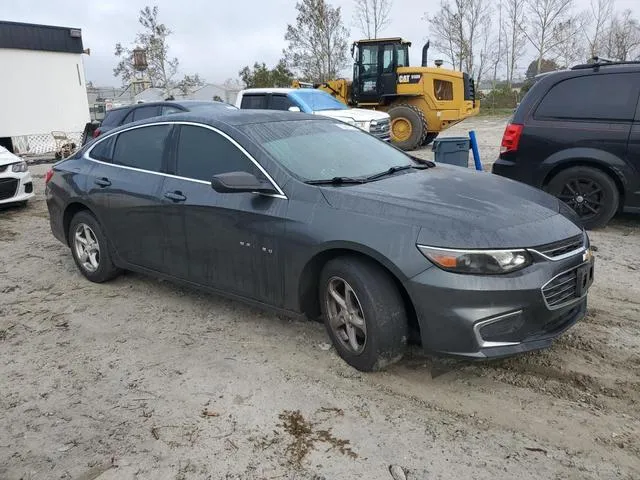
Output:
(13, 132), (83, 157)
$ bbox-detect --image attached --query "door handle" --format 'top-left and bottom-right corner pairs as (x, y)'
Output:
(94, 177), (111, 187)
(164, 191), (187, 202)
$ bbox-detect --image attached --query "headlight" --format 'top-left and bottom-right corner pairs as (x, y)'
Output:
(355, 120), (369, 130)
(417, 245), (533, 274)
(11, 161), (28, 173)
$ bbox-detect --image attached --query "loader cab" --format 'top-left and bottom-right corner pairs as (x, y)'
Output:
(352, 38), (410, 105)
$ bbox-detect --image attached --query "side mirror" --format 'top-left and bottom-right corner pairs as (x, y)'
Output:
(288, 106), (301, 112)
(211, 171), (276, 194)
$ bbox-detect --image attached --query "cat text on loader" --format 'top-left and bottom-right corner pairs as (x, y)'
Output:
(292, 38), (479, 151)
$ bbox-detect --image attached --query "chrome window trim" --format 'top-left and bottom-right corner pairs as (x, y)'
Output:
(85, 120), (288, 200)
(472, 311), (522, 349)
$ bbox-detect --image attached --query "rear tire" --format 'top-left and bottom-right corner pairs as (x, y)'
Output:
(422, 132), (439, 146)
(319, 256), (408, 372)
(68, 211), (121, 283)
(388, 104), (427, 151)
(547, 166), (619, 229)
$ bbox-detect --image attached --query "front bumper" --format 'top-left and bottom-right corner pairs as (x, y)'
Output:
(405, 249), (593, 359)
(0, 170), (35, 205)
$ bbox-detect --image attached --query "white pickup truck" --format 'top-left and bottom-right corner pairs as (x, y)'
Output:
(235, 88), (391, 142)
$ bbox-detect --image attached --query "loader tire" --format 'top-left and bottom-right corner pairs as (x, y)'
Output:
(422, 132), (439, 146)
(388, 104), (427, 151)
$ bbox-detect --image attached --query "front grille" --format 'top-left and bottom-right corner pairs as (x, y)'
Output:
(543, 269), (578, 307)
(0, 178), (19, 200)
(0, 165), (7, 173)
(370, 119), (391, 139)
(535, 234), (584, 258)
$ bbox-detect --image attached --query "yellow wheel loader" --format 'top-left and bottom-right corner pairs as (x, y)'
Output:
(292, 38), (480, 151)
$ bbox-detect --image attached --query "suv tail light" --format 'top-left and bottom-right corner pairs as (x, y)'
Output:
(92, 128), (101, 138)
(45, 169), (54, 184)
(500, 123), (523, 154)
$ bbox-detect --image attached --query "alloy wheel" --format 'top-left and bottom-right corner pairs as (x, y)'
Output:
(557, 177), (604, 220)
(73, 223), (100, 273)
(325, 276), (367, 354)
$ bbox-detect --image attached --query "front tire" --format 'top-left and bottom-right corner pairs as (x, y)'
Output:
(68, 211), (121, 283)
(319, 256), (408, 372)
(547, 166), (619, 229)
(388, 104), (427, 151)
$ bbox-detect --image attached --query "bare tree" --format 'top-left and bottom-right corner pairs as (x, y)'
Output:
(425, 1), (465, 70)
(522, 0), (575, 74)
(602, 9), (640, 60)
(114, 6), (179, 94)
(504, 0), (527, 86)
(552, 16), (587, 67)
(353, 0), (393, 38)
(583, 0), (614, 58)
(426, 0), (494, 83)
(284, 0), (350, 82)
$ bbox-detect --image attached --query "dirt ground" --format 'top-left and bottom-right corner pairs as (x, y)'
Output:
(1, 115), (639, 480)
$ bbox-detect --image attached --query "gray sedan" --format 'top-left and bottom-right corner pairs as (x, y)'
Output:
(45, 110), (594, 371)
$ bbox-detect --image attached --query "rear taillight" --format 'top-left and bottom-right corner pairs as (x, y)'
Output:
(45, 169), (54, 184)
(92, 128), (101, 138)
(500, 123), (523, 154)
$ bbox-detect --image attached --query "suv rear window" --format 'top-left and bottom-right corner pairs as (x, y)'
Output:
(535, 73), (640, 121)
(101, 109), (128, 126)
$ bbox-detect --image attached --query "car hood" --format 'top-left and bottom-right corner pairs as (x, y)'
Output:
(314, 108), (389, 122)
(319, 165), (583, 249)
(0, 149), (21, 167)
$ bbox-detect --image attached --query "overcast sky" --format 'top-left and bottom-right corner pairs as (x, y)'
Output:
(4, 0), (638, 87)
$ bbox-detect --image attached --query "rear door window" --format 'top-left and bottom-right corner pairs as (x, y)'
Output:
(535, 73), (640, 121)
(112, 125), (172, 172)
(175, 125), (263, 182)
(132, 106), (161, 122)
(161, 105), (184, 115)
(270, 95), (297, 111)
(240, 94), (268, 109)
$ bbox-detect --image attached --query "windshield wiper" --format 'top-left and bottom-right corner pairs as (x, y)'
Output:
(364, 164), (430, 182)
(305, 176), (367, 185)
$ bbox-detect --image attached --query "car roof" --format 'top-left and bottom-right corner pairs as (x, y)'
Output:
(106, 109), (330, 132)
(107, 100), (235, 112)
(240, 88), (295, 94)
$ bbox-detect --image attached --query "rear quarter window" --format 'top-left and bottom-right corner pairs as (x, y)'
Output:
(101, 109), (128, 126)
(535, 73), (640, 121)
(240, 95), (268, 109)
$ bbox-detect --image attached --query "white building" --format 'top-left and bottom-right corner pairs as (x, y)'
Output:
(0, 21), (90, 155)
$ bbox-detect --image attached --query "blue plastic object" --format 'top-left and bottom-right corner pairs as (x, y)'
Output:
(469, 130), (482, 171)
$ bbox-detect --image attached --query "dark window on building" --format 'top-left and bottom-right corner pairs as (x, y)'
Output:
(240, 95), (268, 109)
(176, 125), (262, 182)
(535, 73), (640, 121)
(112, 125), (171, 172)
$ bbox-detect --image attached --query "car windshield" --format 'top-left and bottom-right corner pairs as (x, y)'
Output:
(241, 119), (417, 182)
(290, 90), (348, 111)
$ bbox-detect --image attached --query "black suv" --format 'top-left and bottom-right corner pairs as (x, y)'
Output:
(492, 61), (640, 229)
(81, 100), (237, 145)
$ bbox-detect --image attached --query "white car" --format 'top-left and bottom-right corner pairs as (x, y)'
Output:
(0, 146), (34, 206)
(235, 88), (391, 141)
